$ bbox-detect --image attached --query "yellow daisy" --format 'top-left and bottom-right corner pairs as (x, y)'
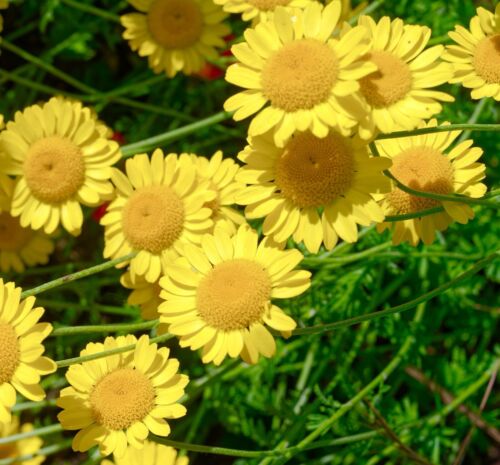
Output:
(121, 0), (230, 78)
(101, 150), (215, 283)
(236, 129), (391, 253)
(213, 0), (312, 24)
(224, 1), (376, 146)
(0, 172), (11, 212)
(443, 4), (500, 100)
(354, 15), (454, 139)
(0, 416), (45, 465)
(57, 334), (188, 458)
(375, 119), (487, 246)
(0, 96), (121, 236)
(0, 279), (56, 423)
(120, 271), (162, 321)
(159, 225), (311, 365)
(101, 441), (188, 465)
(191, 151), (245, 234)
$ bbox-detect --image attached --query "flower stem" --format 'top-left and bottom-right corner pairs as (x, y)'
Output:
(59, 0), (121, 23)
(0, 440), (72, 465)
(50, 319), (158, 337)
(375, 123), (500, 140)
(0, 424), (63, 446)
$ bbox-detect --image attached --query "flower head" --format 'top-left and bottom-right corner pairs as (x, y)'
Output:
(57, 335), (188, 457)
(102, 441), (188, 465)
(0, 416), (45, 465)
(159, 225), (311, 365)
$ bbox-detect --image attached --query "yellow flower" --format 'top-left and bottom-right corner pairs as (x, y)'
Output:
(191, 151), (245, 234)
(120, 271), (163, 321)
(443, 4), (500, 100)
(159, 225), (310, 365)
(376, 120), (487, 246)
(57, 335), (188, 458)
(101, 150), (215, 283)
(213, 0), (312, 24)
(224, 1), (375, 146)
(0, 97), (121, 236)
(121, 0), (230, 78)
(0, 279), (56, 423)
(0, 172), (11, 212)
(236, 129), (390, 252)
(354, 15), (454, 139)
(101, 441), (188, 465)
(0, 416), (45, 465)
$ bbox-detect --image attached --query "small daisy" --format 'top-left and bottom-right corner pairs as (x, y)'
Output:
(101, 150), (215, 283)
(57, 335), (188, 458)
(121, 0), (230, 77)
(236, 129), (391, 253)
(376, 119), (487, 245)
(355, 15), (454, 139)
(0, 416), (45, 465)
(101, 441), (188, 465)
(443, 4), (500, 100)
(224, 1), (376, 146)
(159, 225), (311, 365)
(0, 97), (121, 236)
(0, 279), (56, 423)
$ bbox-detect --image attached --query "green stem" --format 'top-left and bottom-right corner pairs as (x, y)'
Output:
(11, 399), (57, 413)
(20, 253), (136, 299)
(0, 440), (72, 465)
(50, 319), (158, 337)
(375, 123), (500, 140)
(384, 206), (444, 222)
(302, 243), (392, 267)
(458, 98), (488, 143)
(121, 111), (233, 157)
(293, 250), (498, 336)
(59, 0), (121, 23)
(0, 424), (63, 446)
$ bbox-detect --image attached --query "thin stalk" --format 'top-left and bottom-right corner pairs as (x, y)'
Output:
(458, 98), (488, 143)
(59, 0), (121, 23)
(375, 123), (500, 140)
(11, 399), (57, 413)
(0, 440), (72, 465)
(302, 242), (392, 267)
(384, 206), (444, 221)
(0, 424), (63, 446)
(50, 319), (158, 337)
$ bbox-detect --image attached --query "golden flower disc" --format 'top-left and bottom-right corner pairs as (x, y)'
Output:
(148, 0), (203, 49)
(275, 131), (355, 208)
(473, 34), (500, 84)
(360, 51), (413, 108)
(122, 186), (185, 254)
(0, 213), (32, 251)
(90, 368), (155, 430)
(262, 39), (339, 112)
(23, 136), (85, 203)
(197, 259), (272, 331)
(0, 323), (20, 385)
(387, 147), (454, 213)
(248, 0), (290, 10)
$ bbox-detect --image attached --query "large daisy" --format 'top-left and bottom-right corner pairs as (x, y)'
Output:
(102, 441), (188, 465)
(0, 416), (45, 465)
(57, 335), (188, 458)
(0, 279), (56, 423)
(375, 120), (487, 246)
(191, 151), (245, 234)
(0, 97), (121, 236)
(159, 225), (311, 365)
(101, 150), (215, 283)
(354, 15), (454, 139)
(236, 129), (391, 253)
(224, 1), (376, 146)
(443, 4), (500, 100)
(121, 0), (230, 78)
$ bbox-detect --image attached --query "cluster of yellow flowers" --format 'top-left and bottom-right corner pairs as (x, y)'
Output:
(0, 0), (498, 463)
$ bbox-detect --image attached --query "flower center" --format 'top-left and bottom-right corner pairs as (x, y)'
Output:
(197, 259), (272, 331)
(0, 323), (20, 385)
(0, 213), (33, 251)
(360, 51), (413, 108)
(262, 39), (339, 112)
(122, 185), (185, 254)
(147, 0), (203, 50)
(386, 146), (454, 214)
(473, 34), (500, 84)
(23, 136), (85, 204)
(274, 131), (355, 208)
(89, 368), (155, 431)
(248, 0), (291, 11)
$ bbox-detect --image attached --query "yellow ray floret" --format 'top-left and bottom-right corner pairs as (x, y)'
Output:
(0, 279), (56, 423)
(224, 1), (376, 146)
(0, 416), (46, 465)
(159, 224), (311, 365)
(101, 150), (216, 283)
(353, 15), (454, 139)
(102, 441), (188, 465)
(121, 0), (230, 77)
(0, 97), (121, 236)
(57, 335), (188, 458)
(443, 4), (500, 101)
(236, 129), (391, 253)
(375, 119), (487, 246)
